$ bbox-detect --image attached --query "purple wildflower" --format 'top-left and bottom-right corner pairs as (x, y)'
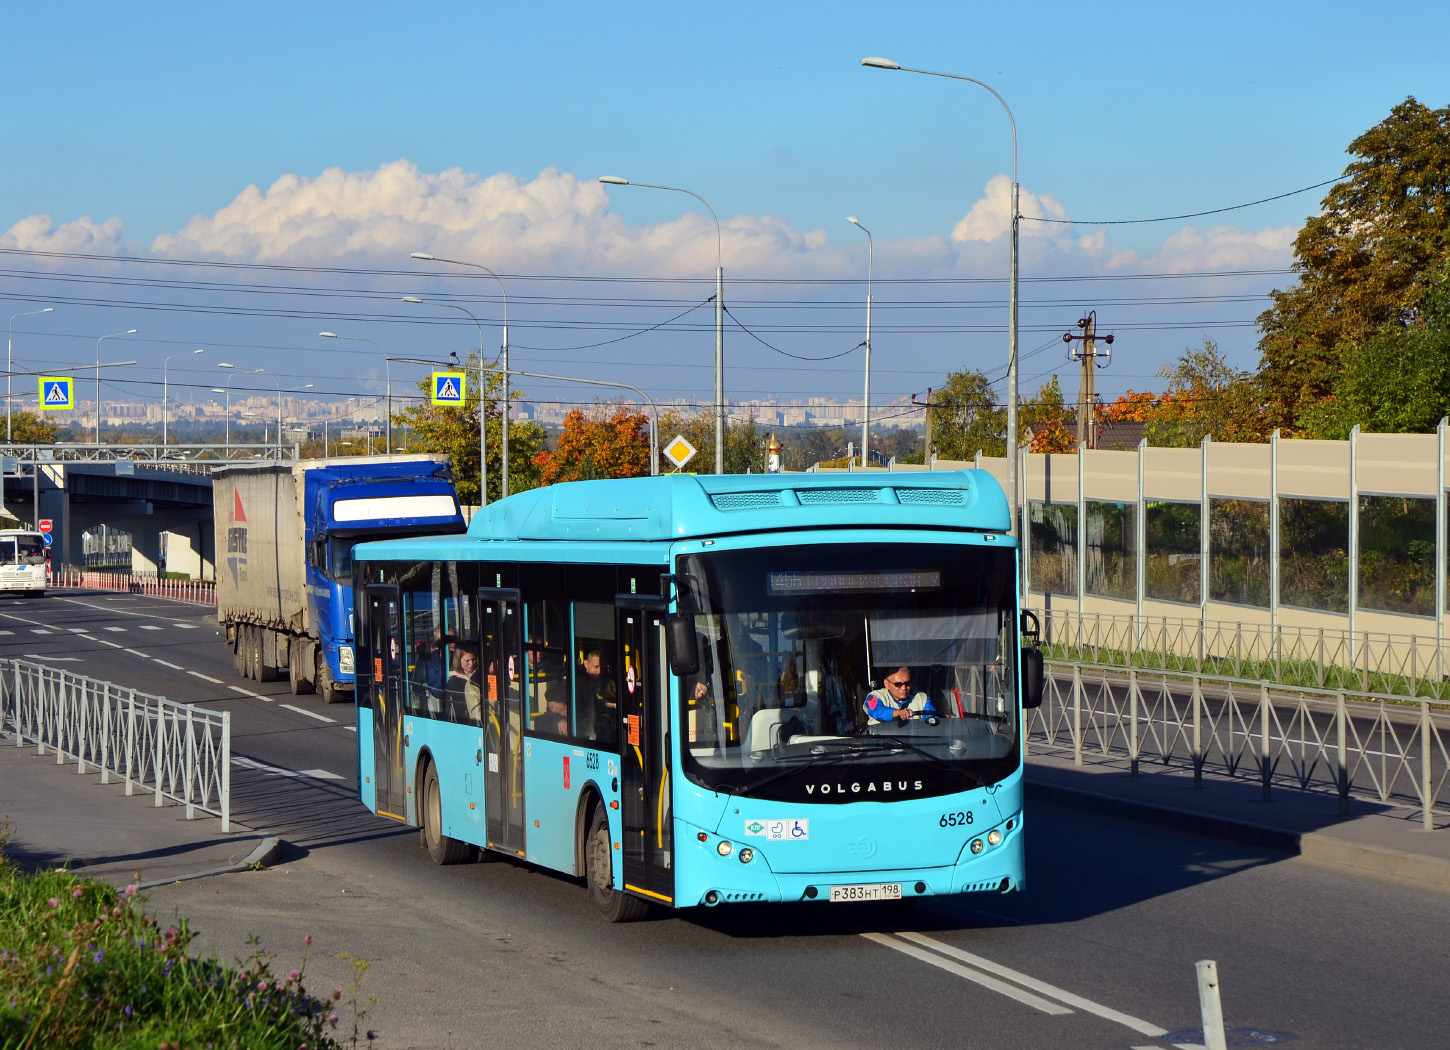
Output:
(93, 950), (104, 963)
(328, 1013), (339, 1025)
(47, 898), (58, 908)
(71, 888), (82, 900)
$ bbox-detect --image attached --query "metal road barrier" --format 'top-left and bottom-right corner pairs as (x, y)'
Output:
(1, 658), (230, 830)
(55, 567), (217, 606)
(1028, 662), (1449, 831)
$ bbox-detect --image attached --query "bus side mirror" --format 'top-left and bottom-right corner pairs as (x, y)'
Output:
(666, 613), (700, 678)
(1021, 646), (1045, 709)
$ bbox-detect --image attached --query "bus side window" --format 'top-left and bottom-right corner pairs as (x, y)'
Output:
(572, 601), (618, 747)
(400, 563), (442, 718)
(525, 599), (570, 737)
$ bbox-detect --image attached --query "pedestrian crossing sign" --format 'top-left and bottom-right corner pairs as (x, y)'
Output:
(38, 377), (74, 411)
(430, 371), (467, 406)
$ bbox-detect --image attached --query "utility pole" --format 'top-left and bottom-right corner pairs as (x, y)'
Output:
(1063, 311), (1114, 449)
(913, 388), (934, 463)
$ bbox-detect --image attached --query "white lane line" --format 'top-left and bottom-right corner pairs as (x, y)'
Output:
(227, 685), (274, 702)
(139, 625), (163, 631)
(22, 654), (81, 662)
(280, 703), (336, 724)
(67, 628), (90, 634)
(0, 630), (11, 636)
(172, 624), (199, 629)
(232, 756), (343, 780)
(124, 648), (151, 659)
(187, 670), (224, 683)
(103, 626), (127, 632)
(860, 934), (1072, 1016)
(895, 933), (1167, 1038)
(31, 629), (51, 635)
(344, 725), (357, 733)
(152, 659), (185, 670)
(97, 639), (125, 649)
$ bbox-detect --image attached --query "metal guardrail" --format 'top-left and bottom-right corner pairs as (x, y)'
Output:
(1029, 662), (1449, 830)
(54, 567), (217, 606)
(1040, 608), (1449, 701)
(1, 658), (230, 830)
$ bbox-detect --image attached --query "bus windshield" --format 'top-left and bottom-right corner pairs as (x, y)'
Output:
(676, 541), (1019, 801)
(0, 535), (46, 565)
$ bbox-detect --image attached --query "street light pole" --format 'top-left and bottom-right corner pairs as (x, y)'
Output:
(8, 307), (54, 443)
(410, 253), (512, 495)
(862, 56), (1021, 561)
(599, 176), (726, 474)
(94, 329), (138, 444)
(402, 296), (490, 504)
(847, 217), (874, 468)
(320, 331), (392, 454)
(162, 348), (204, 448)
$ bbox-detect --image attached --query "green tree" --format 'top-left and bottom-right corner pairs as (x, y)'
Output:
(656, 410), (767, 474)
(1144, 338), (1266, 446)
(1257, 98), (1450, 431)
(1019, 375), (1076, 453)
(395, 359), (546, 504)
(8, 410), (59, 443)
(929, 368), (1004, 460)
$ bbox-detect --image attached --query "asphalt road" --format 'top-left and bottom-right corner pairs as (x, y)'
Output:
(7, 591), (1450, 1050)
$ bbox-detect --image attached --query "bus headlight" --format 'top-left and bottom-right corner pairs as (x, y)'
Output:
(338, 646), (355, 673)
(970, 839), (984, 854)
(717, 841), (733, 857)
(987, 830), (1002, 846)
(738, 848), (754, 864)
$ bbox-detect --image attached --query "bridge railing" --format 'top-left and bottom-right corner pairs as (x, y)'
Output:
(1029, 661), (1449, 830)
(55, 566), (217, 606)
(1, 658), (230, 830)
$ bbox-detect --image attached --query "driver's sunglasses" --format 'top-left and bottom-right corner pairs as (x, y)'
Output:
(885, 677), (911, 688)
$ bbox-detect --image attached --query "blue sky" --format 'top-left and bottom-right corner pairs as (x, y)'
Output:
(2, 2), (1448, 422)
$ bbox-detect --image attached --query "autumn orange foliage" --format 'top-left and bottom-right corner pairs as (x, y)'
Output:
(532, 406), (651, 485)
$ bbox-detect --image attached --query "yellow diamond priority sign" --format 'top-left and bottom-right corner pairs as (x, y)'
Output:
(663, 434), (698, 470)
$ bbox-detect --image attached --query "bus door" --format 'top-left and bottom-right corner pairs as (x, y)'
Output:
(479, 588), (526, 854)
(616, 597), (673, 905)
(364, 586), (406, 820)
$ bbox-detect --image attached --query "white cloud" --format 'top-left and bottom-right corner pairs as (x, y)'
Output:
(1, 214), (125, 254)
(1139, 223), (1299, 273)
(951, 174), (1069, 243)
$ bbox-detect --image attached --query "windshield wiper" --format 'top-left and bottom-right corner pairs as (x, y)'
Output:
(714, 751), (843, 797)
(849, 734), (984, 781)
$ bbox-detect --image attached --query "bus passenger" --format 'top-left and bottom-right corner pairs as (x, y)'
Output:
(864, 667), (937, 723)
(533, 679), (570, 735)
(577, 649), (617, 741)
(447, 649), (482, 722)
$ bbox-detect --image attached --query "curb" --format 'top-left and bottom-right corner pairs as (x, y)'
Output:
(128, 836), (286, 892)
(1025, 781), (1450, 890)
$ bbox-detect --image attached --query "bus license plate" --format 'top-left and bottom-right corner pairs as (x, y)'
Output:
(830, 882), (902, 902)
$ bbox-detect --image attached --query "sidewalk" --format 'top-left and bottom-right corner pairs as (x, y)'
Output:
(4, 722), (1448, 892)
(1025, 746), (1450, 889)
(0, 737), (277, 889)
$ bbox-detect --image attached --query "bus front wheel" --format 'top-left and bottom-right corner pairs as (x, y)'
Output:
(586, 806), (649, 923)
(421, 762), (471, 865)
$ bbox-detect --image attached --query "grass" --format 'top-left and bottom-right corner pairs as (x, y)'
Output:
(1043, 641), (1450, 703)
(0, 837), (376, 1050)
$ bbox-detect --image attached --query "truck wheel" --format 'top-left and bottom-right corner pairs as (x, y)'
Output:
(421, 761), (471, 865)
(257, 629), (279, 683)
(315, 650), (344, 704)
(289, 639), (315, 695)
(240, 625), (256, 680)
(231, 629), (244, 675)
(247, 625), (262, 681)
(586, 805), (650, 923)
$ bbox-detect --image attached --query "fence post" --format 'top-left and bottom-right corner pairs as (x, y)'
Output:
(76, 678), (88, 776)
(221, 712), (231, 833)
(1129, 668), (1139, 777)
(184, 706), (196, 821)
(124, 690), (136, 796)
(99, 682), (111, 785)
(1317, 629), (1325, 689)
(11, 662), (20, 748)
(1073, 664), (1084, 771)
(154, 707), (164, 808)
(1337, 690), (1349, 816)
(1193, 675), (1204, 788)
(1259, 681), (1271, 802)
(1274, 624), (1282, 683)
(1422, 701), (1434, 832)
(1233, 623), (1242, 679)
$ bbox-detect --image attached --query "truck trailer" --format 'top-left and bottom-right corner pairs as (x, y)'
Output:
(214, 455), (465, 702)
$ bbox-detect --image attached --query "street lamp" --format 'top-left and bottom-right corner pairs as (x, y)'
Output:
(402, 296), (490, 505)
(320, 331), (392, 454)
(862, 56), (1022, 558)
(162, 348), (205, 448)
(8, 307), (54, 443)
(599, 175), (726, 475)
(94, 329), (138, 443)
(846, 217), (874, 468)
(410, 252), (512, 496)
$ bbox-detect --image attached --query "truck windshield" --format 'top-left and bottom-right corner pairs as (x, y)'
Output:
(329, 538), (355, 584)
(676, 541), (1019, 802)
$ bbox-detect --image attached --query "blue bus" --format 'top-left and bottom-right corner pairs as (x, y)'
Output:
(352, 471), (1043, 921)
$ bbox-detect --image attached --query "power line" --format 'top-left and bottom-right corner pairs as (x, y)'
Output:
(1022, 176), (1346, 226)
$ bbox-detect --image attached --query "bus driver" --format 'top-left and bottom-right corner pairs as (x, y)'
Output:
(864, 667), (937, 723)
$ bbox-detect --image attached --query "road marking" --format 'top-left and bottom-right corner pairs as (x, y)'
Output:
(139, 625), (163, 631)
(153, 659), (185, 670)
(227, 685), (274, 702)
(97, 639), (125, 649)
(124, 648), (151, 659)
(344, 725), (357, 733)
(67, 627), (90, 633)
(103, 626), (127, 632)
(860, 934), (1073, 1015)
(893, 933), (1168, 1038)
(187, 670), (224, 683)
(281, 703), (336, 724)
(172, 623), (199, 629)
(22, 654), (81, 662)
(31, 629), (51, 635)
(232, 755), (344, 780)
(0, 630), (11, 636)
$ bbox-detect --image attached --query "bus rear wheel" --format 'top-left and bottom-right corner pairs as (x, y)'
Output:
(421, 762), (471, 865)
(586, 806), (649, 923)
